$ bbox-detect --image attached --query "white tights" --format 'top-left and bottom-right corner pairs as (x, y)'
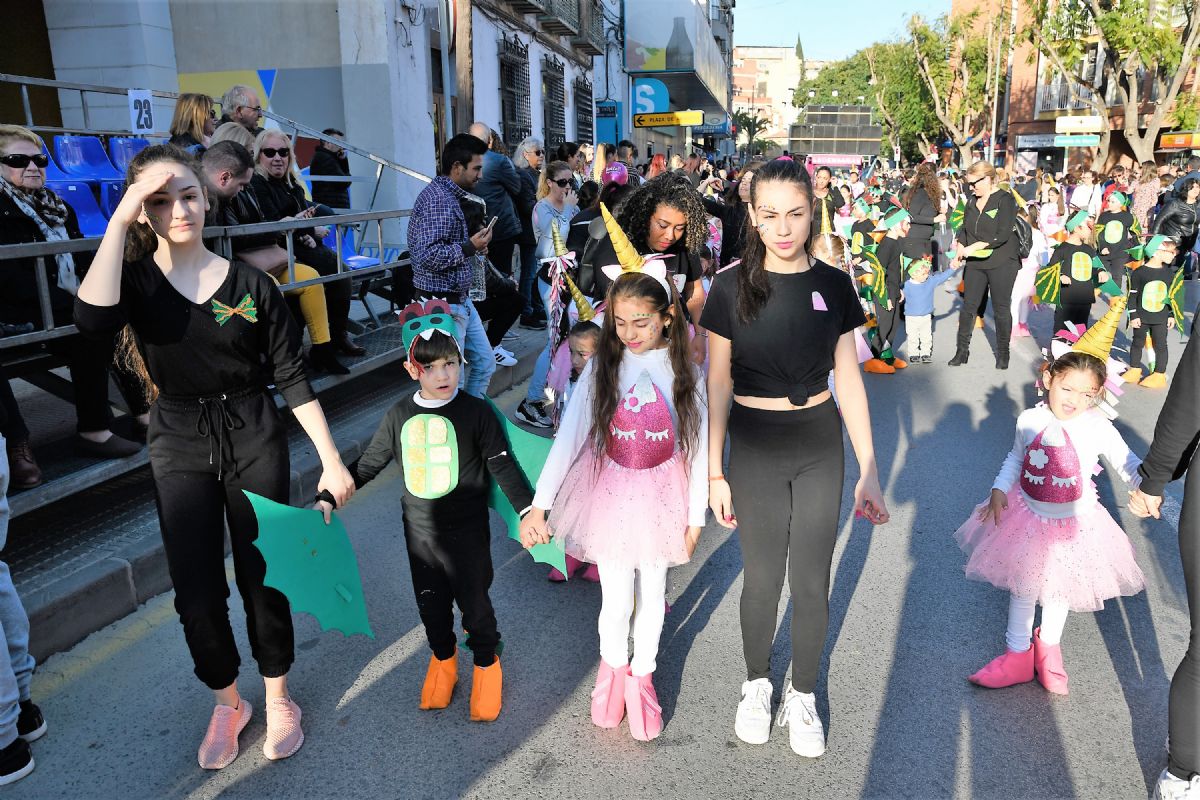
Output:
(597, 562), (669, 677)
(1006, 595), (1070, 652)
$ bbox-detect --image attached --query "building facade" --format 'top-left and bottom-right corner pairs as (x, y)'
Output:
(730, 45), (818, 154)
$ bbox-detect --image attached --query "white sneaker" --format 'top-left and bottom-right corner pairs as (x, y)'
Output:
(495, 345), (516, 359)
(1154, 769), (1200, 799)
(493, 347), (517, 367)
(776, 687), (825, 758)
(734, 678), (772, 745)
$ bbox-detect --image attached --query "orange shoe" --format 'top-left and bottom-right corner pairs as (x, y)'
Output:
(863, 358), (896, 374)
(891, 358), (908, 369)
(1140, 372), (1168, 389)
(974, 317), (984, 329)
(1122, 368), (1143, 384)
(419, 651), (458, 710)
(470, 658), (503, 722)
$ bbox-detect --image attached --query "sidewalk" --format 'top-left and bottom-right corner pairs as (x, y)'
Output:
(7, 324), (550, 662)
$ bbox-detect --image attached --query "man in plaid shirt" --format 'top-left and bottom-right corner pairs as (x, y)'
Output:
(409, 134), (496, 396)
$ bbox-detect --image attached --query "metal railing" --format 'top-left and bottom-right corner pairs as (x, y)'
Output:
(0, 209), (413, 352)
(543, 0), (580, 35)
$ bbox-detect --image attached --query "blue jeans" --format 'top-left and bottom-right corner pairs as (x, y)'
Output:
(450, 300), (496, 398)
(518, 243), (545, 319)
(526, 278), (554, 404)
(0, 439), (34, 749)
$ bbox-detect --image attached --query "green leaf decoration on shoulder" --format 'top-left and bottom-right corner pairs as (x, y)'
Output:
(212, 293), (258, 326)
(984, 208), (998, 219)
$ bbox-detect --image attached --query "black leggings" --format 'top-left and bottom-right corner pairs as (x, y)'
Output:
(149, 388), (294, 690)
(1130, 321), (1170, 375)
(475, 278), (524, 349)
(404, 515), (499, 667)
(873, 302), (900, 359)
(728, 399), (845, 692)
(1172, 463), (1200, 780)
(956, 265), (1017, 356)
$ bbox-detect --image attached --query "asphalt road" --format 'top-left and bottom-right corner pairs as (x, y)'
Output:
(7, 290), (1193, 799)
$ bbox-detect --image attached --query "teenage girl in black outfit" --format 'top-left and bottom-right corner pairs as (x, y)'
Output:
(74, 145), (355, 770)
(902, 162), (945, 268)
(703, 159), (889, 758)
(949, 161), (1020, 370)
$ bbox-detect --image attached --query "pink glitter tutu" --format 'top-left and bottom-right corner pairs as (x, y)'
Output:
(954, 491), (1145, 612)
(547, 447), (690, 569)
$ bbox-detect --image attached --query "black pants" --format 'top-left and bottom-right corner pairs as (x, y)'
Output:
(1130, 321), (1169, 374)
(1171, 459), (1200, 779)
(956, 265), (1017, 357)
(149, 388), (294, 690)
(488, 236), (518, 278)
(727, 399), (845, 692)
(872, 301), (900, 359)
(475, 278), (524, 349)
(404, 513), (499, 667)
(295, 241), (353, 339)
(1053, 300), (1093, 334)
(1101, 254), (1126, 291)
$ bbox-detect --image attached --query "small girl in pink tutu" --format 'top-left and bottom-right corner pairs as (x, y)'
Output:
(955, 347), (1145, 695)
(520, 245), (707, 741)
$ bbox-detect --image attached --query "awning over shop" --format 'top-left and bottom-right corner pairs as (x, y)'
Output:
(624, 0), (729, 114)
(1159, 131), (1199, 150)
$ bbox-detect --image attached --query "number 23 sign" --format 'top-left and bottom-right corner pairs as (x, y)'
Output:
(128, 89), (154, 134)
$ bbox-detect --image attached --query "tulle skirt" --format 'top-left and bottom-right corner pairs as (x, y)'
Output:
(954, 491), (1145, 612)
(548, 447), (690, 569)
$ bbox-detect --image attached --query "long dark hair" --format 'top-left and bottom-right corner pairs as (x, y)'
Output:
(736, 158), (814, 323)
(589, 272), (700, 462)
(122, 143), (206, 262)
(904, 161), (941, 210)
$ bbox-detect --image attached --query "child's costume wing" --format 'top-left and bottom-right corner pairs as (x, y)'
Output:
(1169, 266), (1187, 332)
(1035, 260), (1062, 306)
(948, 197), (967, 233)
(862, 248), (888, 305)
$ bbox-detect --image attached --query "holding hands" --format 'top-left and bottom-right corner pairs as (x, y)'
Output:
(519, 508), (552, 548)
(1128, 488), (1163, 519)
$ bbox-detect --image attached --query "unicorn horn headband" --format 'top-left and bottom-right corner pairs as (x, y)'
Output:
(598, 203), (673, 296)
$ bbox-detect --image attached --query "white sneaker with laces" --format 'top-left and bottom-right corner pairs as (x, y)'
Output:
(776, 687), (825, 758)
(1154, 769), (1200, 799)
(496, 345), (516, 359)
(734, 678), (773, 745)
(515, 400), (552, 428)
(493, 347), (518, 367)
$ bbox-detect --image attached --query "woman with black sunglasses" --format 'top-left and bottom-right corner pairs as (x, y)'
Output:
(948, 161), (1020, 370)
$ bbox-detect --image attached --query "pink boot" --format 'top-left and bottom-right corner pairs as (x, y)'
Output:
(624, 672), (663, 741)
(590, 661), (628, 728)
(549, 554), (587, 582)
(1033, 627), (1069, 695)
(968, 645), (1035, 688)
(578, 562), (601, 582)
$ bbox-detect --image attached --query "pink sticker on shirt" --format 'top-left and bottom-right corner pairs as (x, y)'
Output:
(811, 291), (828, 311)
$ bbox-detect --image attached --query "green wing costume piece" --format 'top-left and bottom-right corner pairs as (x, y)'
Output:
(1035, 261), (1062, 306)
(1169, 266), (1187, 332)
(948, 197), (967, 232)
(862, 248), (888, 305)
(245, 491), (374, 639)
(485, 399), (568, 577)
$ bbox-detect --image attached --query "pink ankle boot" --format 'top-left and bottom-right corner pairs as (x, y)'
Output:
(1033, 627), (1069, 695)
(968, 645), (1035, 688)
(578, 562), (601, 582)
(549, 554), (587, 582)
(590, 661), (629, 728)
(624, 672), (663, 741)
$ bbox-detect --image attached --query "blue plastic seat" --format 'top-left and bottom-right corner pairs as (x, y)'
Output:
(40, 145), (74, 182)
(46, 181), (108, 237)
(99, 181), (126, 218)
(107, 137), (150, 174)
(323, 226), (380, 270)
(53, 135), (122, 181)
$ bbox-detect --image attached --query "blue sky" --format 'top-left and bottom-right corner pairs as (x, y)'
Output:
(732, 0), (951, 60)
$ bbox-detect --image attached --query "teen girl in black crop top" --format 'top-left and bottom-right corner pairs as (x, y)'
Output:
(75, 145), (355, 768)
(700, 158), (889, 757)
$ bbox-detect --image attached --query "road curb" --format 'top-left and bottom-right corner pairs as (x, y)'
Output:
(24, 344), (542, 662)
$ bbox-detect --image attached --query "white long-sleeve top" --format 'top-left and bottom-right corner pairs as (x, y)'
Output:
(533, 347), (709, 527)
(992, 404), (1141, 520)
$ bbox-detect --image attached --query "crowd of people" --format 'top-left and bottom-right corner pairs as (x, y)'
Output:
(0, 100), (1199, 796)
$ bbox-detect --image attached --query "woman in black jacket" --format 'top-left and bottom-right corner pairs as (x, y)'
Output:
(0, 125), (145, 490)
(513, 137), (546, 325)
(249, 130), (362, 356)
(949, 161), (1020, 370)
(1153, 178), (1199, 271)
(902, 162), (945, 266)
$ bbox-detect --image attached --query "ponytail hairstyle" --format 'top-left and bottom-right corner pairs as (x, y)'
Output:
(589, 272), (700, 463)
(736, 157), (814, 323)
(122, 143), (206, 262)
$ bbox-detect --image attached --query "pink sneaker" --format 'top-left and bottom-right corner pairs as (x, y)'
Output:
(623, 672), (663, 741)
(1033, 628), (1069, 695)
(263, 697), (304, 761)
(968, 646), (1035, 688)
(590, 661), (628, 728)
(197, 700), (252, 770)
(578, 563), (601, 583)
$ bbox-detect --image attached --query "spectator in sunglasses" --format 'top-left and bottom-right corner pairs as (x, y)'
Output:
(513, 136), (547, 326)
(0, 124), (145, 487)
(249, 130), (362, 359)
(167, 93), (216, 155)
(219, 85), (263, 134)
(309, 128), (351, 210)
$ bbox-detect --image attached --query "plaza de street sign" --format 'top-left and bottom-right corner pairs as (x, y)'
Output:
(1054, 134), (1101, 147)
(1055, 115), (1105, 134)
(633, 110), (704, 128)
